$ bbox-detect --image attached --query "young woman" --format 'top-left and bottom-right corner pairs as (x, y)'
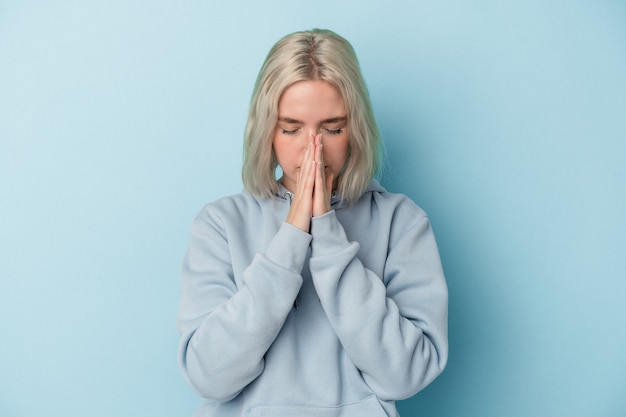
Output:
(177, 28), (448, 417)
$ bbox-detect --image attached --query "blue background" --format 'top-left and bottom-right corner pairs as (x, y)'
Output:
(1, 1), (625, 416)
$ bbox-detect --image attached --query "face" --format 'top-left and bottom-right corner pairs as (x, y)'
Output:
(273, 80), (349, 193)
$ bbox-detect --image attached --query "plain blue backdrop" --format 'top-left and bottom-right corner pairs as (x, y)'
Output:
(1, 1), (625, 416)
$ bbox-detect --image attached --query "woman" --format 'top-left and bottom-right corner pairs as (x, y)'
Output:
(177, 28), (448, 417)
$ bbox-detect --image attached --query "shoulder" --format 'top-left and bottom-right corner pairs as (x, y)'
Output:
(194, 191), (265, 226)
(359, 180), (428, 224)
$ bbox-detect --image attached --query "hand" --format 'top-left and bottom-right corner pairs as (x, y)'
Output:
(285, 134), (333, 232)
(312, 133), (334, 218)
(285, 137), (315, 232)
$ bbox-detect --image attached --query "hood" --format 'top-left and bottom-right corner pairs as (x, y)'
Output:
(275, 180), (386, 208)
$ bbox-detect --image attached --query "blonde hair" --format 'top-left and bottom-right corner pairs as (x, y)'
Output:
(242, 28), (381, 204)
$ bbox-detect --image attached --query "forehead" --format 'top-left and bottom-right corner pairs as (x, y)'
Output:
(278, 80), (346, 119)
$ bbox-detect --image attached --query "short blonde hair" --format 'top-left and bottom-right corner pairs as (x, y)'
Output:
(242, 28), (381, 204)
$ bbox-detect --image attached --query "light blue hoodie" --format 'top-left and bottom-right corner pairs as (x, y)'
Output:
(177, 180), (448, 417)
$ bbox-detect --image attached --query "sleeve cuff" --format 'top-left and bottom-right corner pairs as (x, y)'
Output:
(265, 222), (312, 273)
(310, 210), (350, 256)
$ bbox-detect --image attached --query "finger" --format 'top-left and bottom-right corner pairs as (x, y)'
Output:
(314, 134), (325, 187)
(296, 142), (314, 193)
(314, 133), (322, 157)
(314, 133), (323, 162)
(313, 159), (331, 217)
(302, 135), (319, 191)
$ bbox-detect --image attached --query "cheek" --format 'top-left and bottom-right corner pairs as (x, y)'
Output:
(325, 140), (350, 166)
(273, 138), (301, 166)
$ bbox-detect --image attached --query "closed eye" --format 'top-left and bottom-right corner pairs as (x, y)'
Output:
(323, 128), (343, 135)
(281, 128), (300, 135)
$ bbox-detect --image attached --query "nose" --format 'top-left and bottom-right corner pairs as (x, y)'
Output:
(307, 129), (325, 141)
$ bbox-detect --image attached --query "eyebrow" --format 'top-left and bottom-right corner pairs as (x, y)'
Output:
(278, 116), (347, 124)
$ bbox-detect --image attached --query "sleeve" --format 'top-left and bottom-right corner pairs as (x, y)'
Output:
(309, 209), (448, 401)
(177, 207), (311, 402)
